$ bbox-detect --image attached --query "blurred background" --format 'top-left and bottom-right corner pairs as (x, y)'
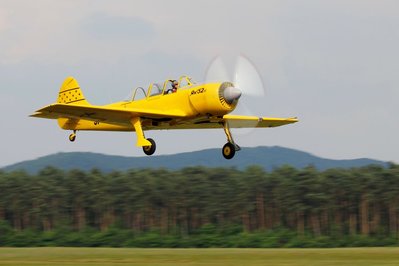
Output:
(0, 0), (399, 248)
(0, 165), (398, 247)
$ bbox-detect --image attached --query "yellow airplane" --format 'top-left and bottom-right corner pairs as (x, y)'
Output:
(30, 76), (298, 159)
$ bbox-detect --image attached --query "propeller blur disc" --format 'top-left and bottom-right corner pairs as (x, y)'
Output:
(204, 54), (267, 135)
(205, 56), (230, 83)
(234, 55), (265, 97)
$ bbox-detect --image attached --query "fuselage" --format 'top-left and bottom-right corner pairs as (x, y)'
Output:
(57, 81), (240, 132)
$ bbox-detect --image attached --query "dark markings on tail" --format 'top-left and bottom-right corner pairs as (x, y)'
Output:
(59, 87), (80, 94)
(64, 98), (87, 104)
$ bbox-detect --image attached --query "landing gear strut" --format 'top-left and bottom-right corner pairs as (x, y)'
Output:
(222, 122), (240, 159)
(131, 117), (157, 156)
(69, 130), (76, 142)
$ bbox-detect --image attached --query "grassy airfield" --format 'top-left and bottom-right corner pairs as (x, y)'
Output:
(0, 248), (399, 266)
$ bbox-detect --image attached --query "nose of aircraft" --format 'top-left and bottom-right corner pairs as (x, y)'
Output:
(223, 87), (242, 103)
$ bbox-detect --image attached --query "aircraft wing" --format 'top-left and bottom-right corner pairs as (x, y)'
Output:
(223, 114), (298, 128)
(146, 114), (298, 130)
(30, 103), (186, 124)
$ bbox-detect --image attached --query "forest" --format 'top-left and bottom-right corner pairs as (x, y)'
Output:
(0, 163), (398, 247)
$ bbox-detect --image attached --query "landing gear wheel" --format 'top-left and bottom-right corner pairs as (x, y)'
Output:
(222, 142), (235, 159)
(142, 138), (156, 156)
(69, 133), (76, 142)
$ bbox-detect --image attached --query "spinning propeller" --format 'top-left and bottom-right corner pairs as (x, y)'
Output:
(205, 55), (266, 133)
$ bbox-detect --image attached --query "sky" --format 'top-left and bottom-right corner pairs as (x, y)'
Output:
(0, 0), (398, 167)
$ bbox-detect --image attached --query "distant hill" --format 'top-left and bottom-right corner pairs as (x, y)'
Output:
(1, 146), (387, 174)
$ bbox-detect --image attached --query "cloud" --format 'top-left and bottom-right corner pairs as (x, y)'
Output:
(0, 8), (10, 32)
(81, 13), (156, 41)
(1, 0), (399, 166)
(0, 1), (86, 64)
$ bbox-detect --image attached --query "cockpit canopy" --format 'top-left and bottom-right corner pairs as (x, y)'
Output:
(126, 76), (195, 101)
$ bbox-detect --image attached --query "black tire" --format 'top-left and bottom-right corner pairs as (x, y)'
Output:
(143, 138), (156, 156)
(222, 142), (235, 159)
(69, 133), (76, 142)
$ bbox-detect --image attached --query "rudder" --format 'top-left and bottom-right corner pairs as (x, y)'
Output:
(57, 77), (89, 105)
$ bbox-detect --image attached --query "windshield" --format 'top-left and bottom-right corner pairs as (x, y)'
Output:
(124, 87), (146, 101)
(148, 83), (163, 96)
(127, 77), (196, 100)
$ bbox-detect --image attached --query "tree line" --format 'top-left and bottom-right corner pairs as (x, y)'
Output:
(0, 164), (398, 247)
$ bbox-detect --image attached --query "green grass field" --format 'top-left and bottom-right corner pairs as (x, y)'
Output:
(0, 248), (399, 266)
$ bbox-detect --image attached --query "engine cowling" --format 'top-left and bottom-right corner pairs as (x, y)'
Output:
(188, 82), (241, 116)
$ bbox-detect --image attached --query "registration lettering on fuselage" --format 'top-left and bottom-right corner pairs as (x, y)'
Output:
(190, 88), (206, 95)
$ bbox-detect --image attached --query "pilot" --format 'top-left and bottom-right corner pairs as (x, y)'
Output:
(172, 80), (178, 93)
(165, 80), (178, 94)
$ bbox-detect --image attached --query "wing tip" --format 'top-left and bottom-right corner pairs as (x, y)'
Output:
(29, 111), (42, 117)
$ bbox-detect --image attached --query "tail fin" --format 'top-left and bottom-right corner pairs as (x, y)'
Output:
(57, 77), (90, 105)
